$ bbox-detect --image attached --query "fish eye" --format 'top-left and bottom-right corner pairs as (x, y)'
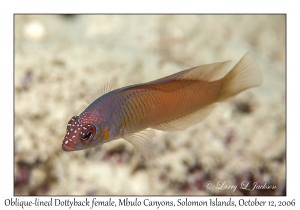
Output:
(80, 124), (96, 142)
(83, 131), (92, 140)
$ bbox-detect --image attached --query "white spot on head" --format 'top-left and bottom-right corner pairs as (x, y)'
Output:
(75, 130), (77, 133)
(67, 132), (69, 135)
(83, 127), (87, 130)
(69, 139), (72, 141)
(72, 135), (75, 138)
(70, 129), (73, 131)
(78, 128), (80, 130)
(65, 140), (68, 144)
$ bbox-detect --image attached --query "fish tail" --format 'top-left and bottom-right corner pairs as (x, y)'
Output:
(217, 52), (263, 102)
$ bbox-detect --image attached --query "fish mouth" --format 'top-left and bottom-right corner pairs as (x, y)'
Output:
(62, 143), (76, 151)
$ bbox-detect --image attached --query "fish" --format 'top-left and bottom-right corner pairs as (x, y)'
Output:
(62, 52), (263, 160)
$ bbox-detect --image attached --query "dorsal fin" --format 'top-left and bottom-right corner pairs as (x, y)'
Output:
(179, 60), (232, 82)
(84, 82), (113, 104)
(121, 60), (232, 93)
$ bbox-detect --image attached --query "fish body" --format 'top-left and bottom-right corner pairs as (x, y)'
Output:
(62, 52), (263, 159)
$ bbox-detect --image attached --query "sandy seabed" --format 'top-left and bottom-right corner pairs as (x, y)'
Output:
(14, 15), (285, 195)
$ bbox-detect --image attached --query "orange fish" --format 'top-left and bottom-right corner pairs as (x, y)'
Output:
(62, 52), (263, 160)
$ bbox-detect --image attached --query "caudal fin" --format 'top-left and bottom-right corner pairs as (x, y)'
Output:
(217, 52), (263, 102)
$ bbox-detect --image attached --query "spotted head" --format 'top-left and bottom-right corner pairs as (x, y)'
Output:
(62, 115), (98, 151)
(62, 112), (117, 151)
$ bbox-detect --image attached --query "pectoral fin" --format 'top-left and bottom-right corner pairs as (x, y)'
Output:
(123, 129), (155, 161)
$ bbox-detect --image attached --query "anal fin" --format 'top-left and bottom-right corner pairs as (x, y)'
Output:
(151, 104), (217, 131)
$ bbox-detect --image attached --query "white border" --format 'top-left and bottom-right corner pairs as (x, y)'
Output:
(1, 0), (297, 209)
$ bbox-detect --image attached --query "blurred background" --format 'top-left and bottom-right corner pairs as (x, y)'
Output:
(14, 15), (285, 195)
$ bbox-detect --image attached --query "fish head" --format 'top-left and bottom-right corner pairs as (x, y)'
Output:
(62, 115), (98, 151)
